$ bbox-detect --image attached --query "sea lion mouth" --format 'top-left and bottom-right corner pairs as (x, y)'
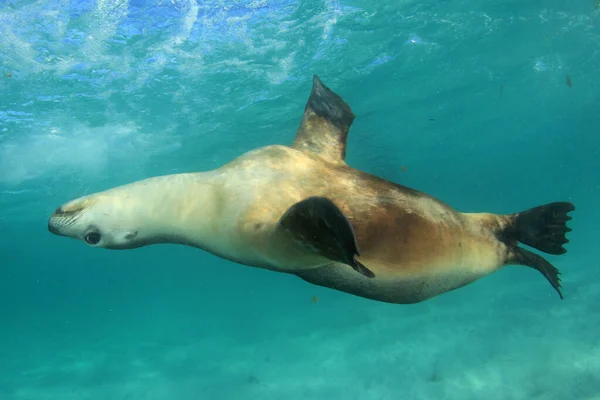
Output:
(48, 219), (61, 235)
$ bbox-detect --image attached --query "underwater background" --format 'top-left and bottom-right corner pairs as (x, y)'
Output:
(1, 0), (599, 399)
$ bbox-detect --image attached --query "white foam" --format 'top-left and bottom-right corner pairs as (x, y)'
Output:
(266, 51), (296, 85)
(0, 120), (180, 186)
(172, 0), (200, 46)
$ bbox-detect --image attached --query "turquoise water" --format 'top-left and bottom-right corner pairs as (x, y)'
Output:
(1, 0), (599, 398)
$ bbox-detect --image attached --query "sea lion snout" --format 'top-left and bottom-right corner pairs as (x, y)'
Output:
(48, 218), (60, 235)
(47, 202), (86, 237)
(48, 206), (67, 236)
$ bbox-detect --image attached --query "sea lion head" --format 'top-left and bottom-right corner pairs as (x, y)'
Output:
(48, 186), (155, 250)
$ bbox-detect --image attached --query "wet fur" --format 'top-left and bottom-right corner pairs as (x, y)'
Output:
(49, 75), (572, 304)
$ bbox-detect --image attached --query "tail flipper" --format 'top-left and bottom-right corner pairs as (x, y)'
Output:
(512, 202), (575, 255)
(503, 202), (575, 299)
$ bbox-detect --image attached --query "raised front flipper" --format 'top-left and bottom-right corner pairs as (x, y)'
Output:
(291, 75), (355, 165)
(276, 196), (375, 278)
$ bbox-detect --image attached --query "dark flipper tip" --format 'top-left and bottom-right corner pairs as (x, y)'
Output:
(277, 196), (375, 279)
(542, 262), (564, 300)
(306, 75), (355, 132)
(353, 259), (376, 279)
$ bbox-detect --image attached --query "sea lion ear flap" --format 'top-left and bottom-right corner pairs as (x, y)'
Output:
(276, 196), (375, 279)
(291, 75), (355, 165)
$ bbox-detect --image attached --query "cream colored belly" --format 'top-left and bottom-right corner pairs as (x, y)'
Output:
(296, 254), (504, 305)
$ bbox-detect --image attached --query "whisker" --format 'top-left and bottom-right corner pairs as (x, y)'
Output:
(82, 184), (91, 196)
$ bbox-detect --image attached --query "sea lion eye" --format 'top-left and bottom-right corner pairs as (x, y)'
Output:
(84, 232), (101, 245)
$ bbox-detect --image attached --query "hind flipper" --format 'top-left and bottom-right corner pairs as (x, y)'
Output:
(507, 246), (563, 299)
(512, 202), (575, 255)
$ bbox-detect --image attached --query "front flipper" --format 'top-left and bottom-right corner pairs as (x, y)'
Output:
(276, 196), (375, 278)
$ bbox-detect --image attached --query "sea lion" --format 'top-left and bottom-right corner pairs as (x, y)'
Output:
(47, 75), (575, 304)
